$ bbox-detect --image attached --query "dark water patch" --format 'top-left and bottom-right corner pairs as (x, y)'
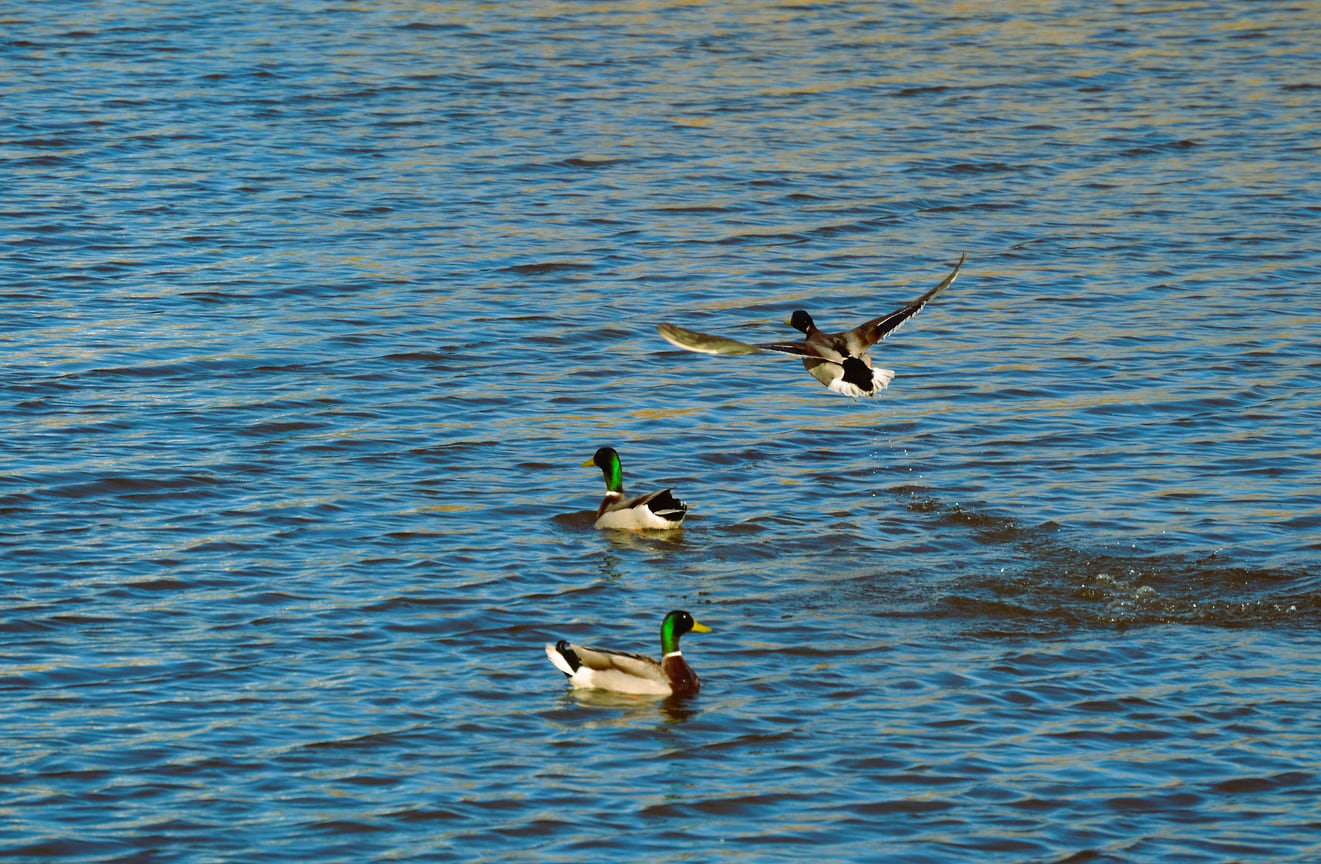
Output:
(96, 571), (182, 591)
(5, 839), (126, 860)
(498, 260), (595, 275)
(650, 203), (738, 214)
(944, 555), (1319, 631)
(804, 219), (888, 239)
(9, 136), (80, 149)
(885, 493), (1320, 631)
(1211, 771), (1315, 795)
(304, 818), (392, 835)
(383, 350), (451, 364)
(942, 160), (1021, 176)
(396, 21), (469, 32)
(895, 84), (952, 98)
(557, 156), (634, 170)
(241, 420), (330, 437)
(47, 474), (225, 501)
(1115, 138), (1199, 158)
(64, 359), (256, 383)
(180, 538), (263, 555)
(715, 229), (810, 246)
(925, 200), (1024, 214)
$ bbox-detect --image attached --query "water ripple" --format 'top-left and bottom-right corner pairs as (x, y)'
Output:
(3, 1), (1320, 862)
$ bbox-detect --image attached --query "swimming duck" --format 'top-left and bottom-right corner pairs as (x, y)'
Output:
(658, 253), (965, 397)
(545, 609), (711, 696)
(583, 446), (687, 531)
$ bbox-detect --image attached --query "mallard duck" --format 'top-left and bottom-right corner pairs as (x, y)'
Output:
(545, 609), (711, 696)
(583, 446), (687, 531)
(658, 253), (965, 397)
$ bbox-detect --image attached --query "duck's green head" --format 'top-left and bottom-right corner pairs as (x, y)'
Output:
(786, 310), (815, 333)
(661, 609), (711, 655)
(583, 446), (624, 492)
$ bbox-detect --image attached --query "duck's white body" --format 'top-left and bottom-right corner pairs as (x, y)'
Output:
(592, 489), (686, 531)
(545, 642), (679, 695)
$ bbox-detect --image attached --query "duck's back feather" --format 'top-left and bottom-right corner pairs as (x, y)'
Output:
(546, 640), (673, 694)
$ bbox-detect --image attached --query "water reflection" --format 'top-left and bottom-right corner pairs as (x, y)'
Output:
(548, 689), (702, 727)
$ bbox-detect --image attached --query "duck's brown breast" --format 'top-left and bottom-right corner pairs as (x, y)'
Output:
(662, 653), (700, 697)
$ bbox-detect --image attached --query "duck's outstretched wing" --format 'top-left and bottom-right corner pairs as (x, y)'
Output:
(659, 323), (824, 361)
(657, 323), (767, 356)
(843, 252), (965, 352)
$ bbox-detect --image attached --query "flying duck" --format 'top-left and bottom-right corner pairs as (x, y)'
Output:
(658, 253), (965, 397)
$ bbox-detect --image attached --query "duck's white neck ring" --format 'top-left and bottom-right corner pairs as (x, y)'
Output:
(662, 650), (683, 659)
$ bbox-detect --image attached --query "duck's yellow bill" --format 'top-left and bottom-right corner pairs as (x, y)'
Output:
(691, 621), (712, 633)
(581, 457), (595, 467)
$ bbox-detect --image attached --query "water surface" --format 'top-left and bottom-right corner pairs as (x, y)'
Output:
(3, 2), (1320, 861)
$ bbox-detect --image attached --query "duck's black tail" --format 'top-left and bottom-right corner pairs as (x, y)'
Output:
(648, 489), (688, 523)
(841, 357), (876, 394)
(554, 640), (582, 674)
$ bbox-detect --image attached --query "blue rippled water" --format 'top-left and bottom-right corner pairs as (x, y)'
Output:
(3, 2), (1320, 861)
